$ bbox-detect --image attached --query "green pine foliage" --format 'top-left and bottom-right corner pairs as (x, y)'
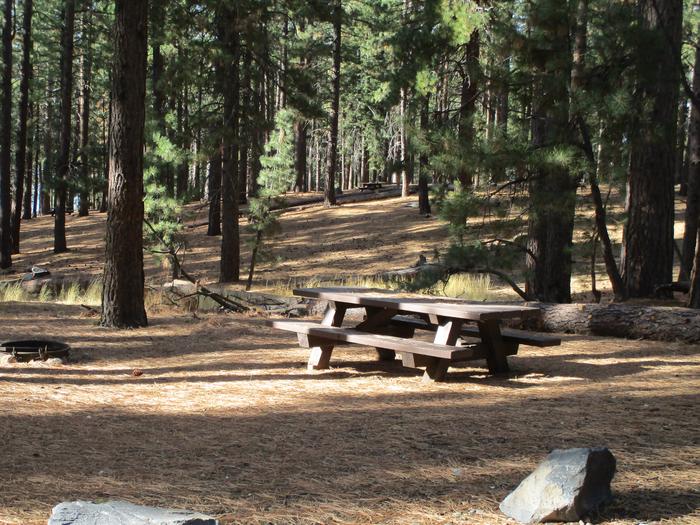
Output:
(246, 108), (297, 288)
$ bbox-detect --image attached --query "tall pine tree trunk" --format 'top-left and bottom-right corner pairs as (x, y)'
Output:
(682, 19), (700, 282)
(23, 109), (35, 220)
(0, 0), (12, 268)
(219, 5), (240, 282)
(54, 0), (76, 253)
(324, 0), (341, 207)
(400, 86), (410, 196)
(456, 30), (480, 188)
(525, 0), (576, 303)
(622, 0), (683, 297)
(418, 96), (431, 215)
(294, 120), (307, 192)
(101, 0), (148, 328)
(238, 49), (252, 204)
(207, 146), (221, 236)
(11, 0), (33, 253)
(41, 83), (53, 216)
(78, 1), (93, 217)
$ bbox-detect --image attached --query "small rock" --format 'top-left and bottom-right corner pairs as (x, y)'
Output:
(48, 500), (219, 525)
(45, 357), (65, 366)
(499, 447), (616, 523)
(132, 368), (144, 377)
(164, 278), (198, 296)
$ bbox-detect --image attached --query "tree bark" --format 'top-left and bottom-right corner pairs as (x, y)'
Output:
(207, 146), (222, 236)
(23, 111), (35, 220)
(525, 302), (700, 343)
(690, 230), (700, 307)
(78, 1), (93, 217)
(456, 30), (480, 188)
(621, 0), (683, 297)
(682, 20), (700, 282)
(400, 86), (410, 196)
(418, 96), (431, 215)
(238, 51), (250, 204)
(100, 0), (148, 328)
(175, 87), (188, 198)
(294, 119), (307, 192)
(0, 0), (12, 268)
(11, 0), (33, 252)
(677, 96), (689, 195)
(525, 0), (576, 303)
(219, 5), (240, 282)
(41, 85), (53, 216)
(324, 0), (341, 207)
(32, 149), (39, 217)
(54, 0), (76, 253)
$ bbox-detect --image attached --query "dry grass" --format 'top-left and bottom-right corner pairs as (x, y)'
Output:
(267, 273), (493, 301)
(0, 302), (698, 524)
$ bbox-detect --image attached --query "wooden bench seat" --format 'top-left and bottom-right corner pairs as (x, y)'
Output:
(268, 319), (490, 361)
(389, 315), (560, 347)
(267, 319), (507, 381)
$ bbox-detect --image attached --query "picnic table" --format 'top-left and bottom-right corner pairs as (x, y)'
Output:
(267, 287), (560, 382)
(360, 181), (383, 191)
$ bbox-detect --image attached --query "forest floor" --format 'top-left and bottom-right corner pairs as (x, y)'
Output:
(4, 185), (691, 303)
(0, 189), (698, 524)
(0, 302), (698, 524)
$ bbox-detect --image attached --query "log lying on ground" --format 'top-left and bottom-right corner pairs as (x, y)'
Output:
(522, 302), (700, 343)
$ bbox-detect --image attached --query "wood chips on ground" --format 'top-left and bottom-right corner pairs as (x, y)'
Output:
(0, 302), (698, 524)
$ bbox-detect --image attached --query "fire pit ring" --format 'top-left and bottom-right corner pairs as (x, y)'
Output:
(1, 340), (70, 362)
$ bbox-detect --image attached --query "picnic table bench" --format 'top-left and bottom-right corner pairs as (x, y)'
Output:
(360, 181), (383, 191)
(267, 287), (560, 382)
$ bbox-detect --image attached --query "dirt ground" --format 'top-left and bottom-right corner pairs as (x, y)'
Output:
(5, 193), (451, 292)
(0, 302), (698, 524)
(4, 188), (692, 304)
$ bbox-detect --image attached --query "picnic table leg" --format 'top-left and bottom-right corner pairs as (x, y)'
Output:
(478, 319), (510, 374)
(307, 302), (346, 371)
(356, 306), (402, 361)
(423, 318), (462, 382)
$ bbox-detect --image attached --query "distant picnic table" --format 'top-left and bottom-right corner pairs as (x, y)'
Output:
(359, 181), (383, 191)
(268, 287), (560, 382)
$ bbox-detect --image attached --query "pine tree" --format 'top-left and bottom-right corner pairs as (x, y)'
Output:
(622, 0), (683, 297)
(101, 0), (148, 328)
(0, 0), (12, 268)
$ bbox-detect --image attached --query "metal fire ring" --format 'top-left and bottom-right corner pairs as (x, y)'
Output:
(1, 340), (71, 362)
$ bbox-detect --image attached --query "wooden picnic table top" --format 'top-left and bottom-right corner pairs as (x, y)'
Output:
(294, 287), (541, 322)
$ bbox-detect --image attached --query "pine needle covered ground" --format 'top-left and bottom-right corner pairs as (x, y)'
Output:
(0, 192), (698, 523)
(0, 302), (698, 524)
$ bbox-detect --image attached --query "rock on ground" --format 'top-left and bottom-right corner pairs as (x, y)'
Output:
(499, 447), (616, 523)
(48, 500), (219, 525)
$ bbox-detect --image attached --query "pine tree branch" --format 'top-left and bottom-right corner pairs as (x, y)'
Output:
(482, 238), (538, 263)
(143, 218), (252, 313)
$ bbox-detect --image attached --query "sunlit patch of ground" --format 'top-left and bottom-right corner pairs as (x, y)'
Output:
(5, 187), (693, 305)
(0, 303), (698, 524)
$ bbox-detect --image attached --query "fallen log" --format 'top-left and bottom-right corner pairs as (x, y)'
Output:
(523, 302), (700, 343)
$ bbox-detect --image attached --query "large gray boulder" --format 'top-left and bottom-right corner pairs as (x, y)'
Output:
(48, 500), (219, 525)
(500, 447), (616, 523)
